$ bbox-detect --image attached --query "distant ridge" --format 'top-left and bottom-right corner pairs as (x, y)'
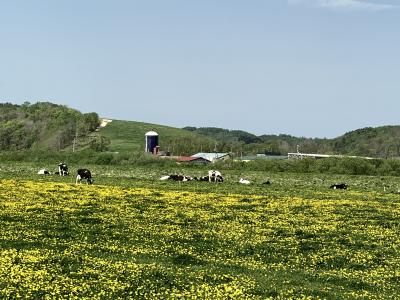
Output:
(1, 102), (399, 158)
(183, 125), (400, 158)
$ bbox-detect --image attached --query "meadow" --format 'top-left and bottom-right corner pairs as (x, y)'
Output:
(0, 162), (399, 299)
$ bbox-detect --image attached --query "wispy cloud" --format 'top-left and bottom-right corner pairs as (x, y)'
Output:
(288, 0), (399, 11)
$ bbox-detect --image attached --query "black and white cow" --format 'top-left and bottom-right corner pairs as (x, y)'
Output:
(330, 183), (347, 190)
(37, 168), (51, 175)
(76, 169), (94, 184)
(58, 163), (69, 176)
(208, 170), (224, 182)
(198, 176), (210, 182)
(160, 175), (194, 181)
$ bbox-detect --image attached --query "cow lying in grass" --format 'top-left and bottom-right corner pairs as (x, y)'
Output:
(76, 169), (94, 184)
(159, 170), (224, 183)
(330, 183), (347, 190)
(239, 178), (251, 184)
(37, 168), (51, 175)
(160, 175), (195, 182)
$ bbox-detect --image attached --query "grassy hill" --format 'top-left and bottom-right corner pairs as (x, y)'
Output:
(101, 121), (400, 159)
(2, 101), (400, 158)
(100, 120), (216, 155)
(0, 102), (215, 156)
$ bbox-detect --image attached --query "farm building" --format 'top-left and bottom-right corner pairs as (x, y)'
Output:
(191, 152), (230, 163)
(235, 154), (287, 162)
(176, 156), (211, 164)
(287, 152), (374, 160)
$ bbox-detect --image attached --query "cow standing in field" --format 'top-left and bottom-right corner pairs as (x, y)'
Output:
(208, 170), (224, 182)
(76, 169), (94, 184)
(58, 163), (69, 176)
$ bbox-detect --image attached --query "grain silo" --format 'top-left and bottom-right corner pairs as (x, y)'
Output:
(145, 130), (159, 154)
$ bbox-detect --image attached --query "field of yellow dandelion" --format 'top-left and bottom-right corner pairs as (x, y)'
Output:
(1, 178), (399, 299)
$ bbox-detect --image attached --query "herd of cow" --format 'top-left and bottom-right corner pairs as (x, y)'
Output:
(37, 163), (348, 189)
(160, 170), (348, 188)
(37, 163), (94, 184)
(160, 170), (224, 182)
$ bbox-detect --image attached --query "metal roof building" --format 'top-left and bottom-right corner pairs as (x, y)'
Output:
(287, 152), (374, 160)
(191, 152), (230, 162)
(176, 156), (211, 164)
(236, 155), (287, 162)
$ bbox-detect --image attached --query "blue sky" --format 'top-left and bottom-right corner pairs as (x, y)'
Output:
(1, 0), (399, 138)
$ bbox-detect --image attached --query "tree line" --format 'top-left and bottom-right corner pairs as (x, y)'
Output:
(0, 102), (100, 151)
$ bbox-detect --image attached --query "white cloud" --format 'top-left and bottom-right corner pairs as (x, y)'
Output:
(288, 0), (398, 11)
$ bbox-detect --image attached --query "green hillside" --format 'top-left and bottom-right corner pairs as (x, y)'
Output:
(97, 121), (400, 158)
(100, 120), (216, 155)
(0, 102), (215, 156)
(331, 126), (400, 158)
(185, 125), (400, 158)
(0, 102), (99, 151)
(2, 101), (400, 158)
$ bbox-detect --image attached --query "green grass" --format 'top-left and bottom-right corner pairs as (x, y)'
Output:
(0, 166), (399, 298)
(100, 119), (215, 154)
(1, 161), (399, 196)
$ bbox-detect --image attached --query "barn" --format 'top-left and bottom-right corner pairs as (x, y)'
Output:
(176, 156), (211, 165)
(191, 152), (230, 163)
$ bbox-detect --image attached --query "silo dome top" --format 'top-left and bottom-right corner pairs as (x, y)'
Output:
(145, 131), (158, 136)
